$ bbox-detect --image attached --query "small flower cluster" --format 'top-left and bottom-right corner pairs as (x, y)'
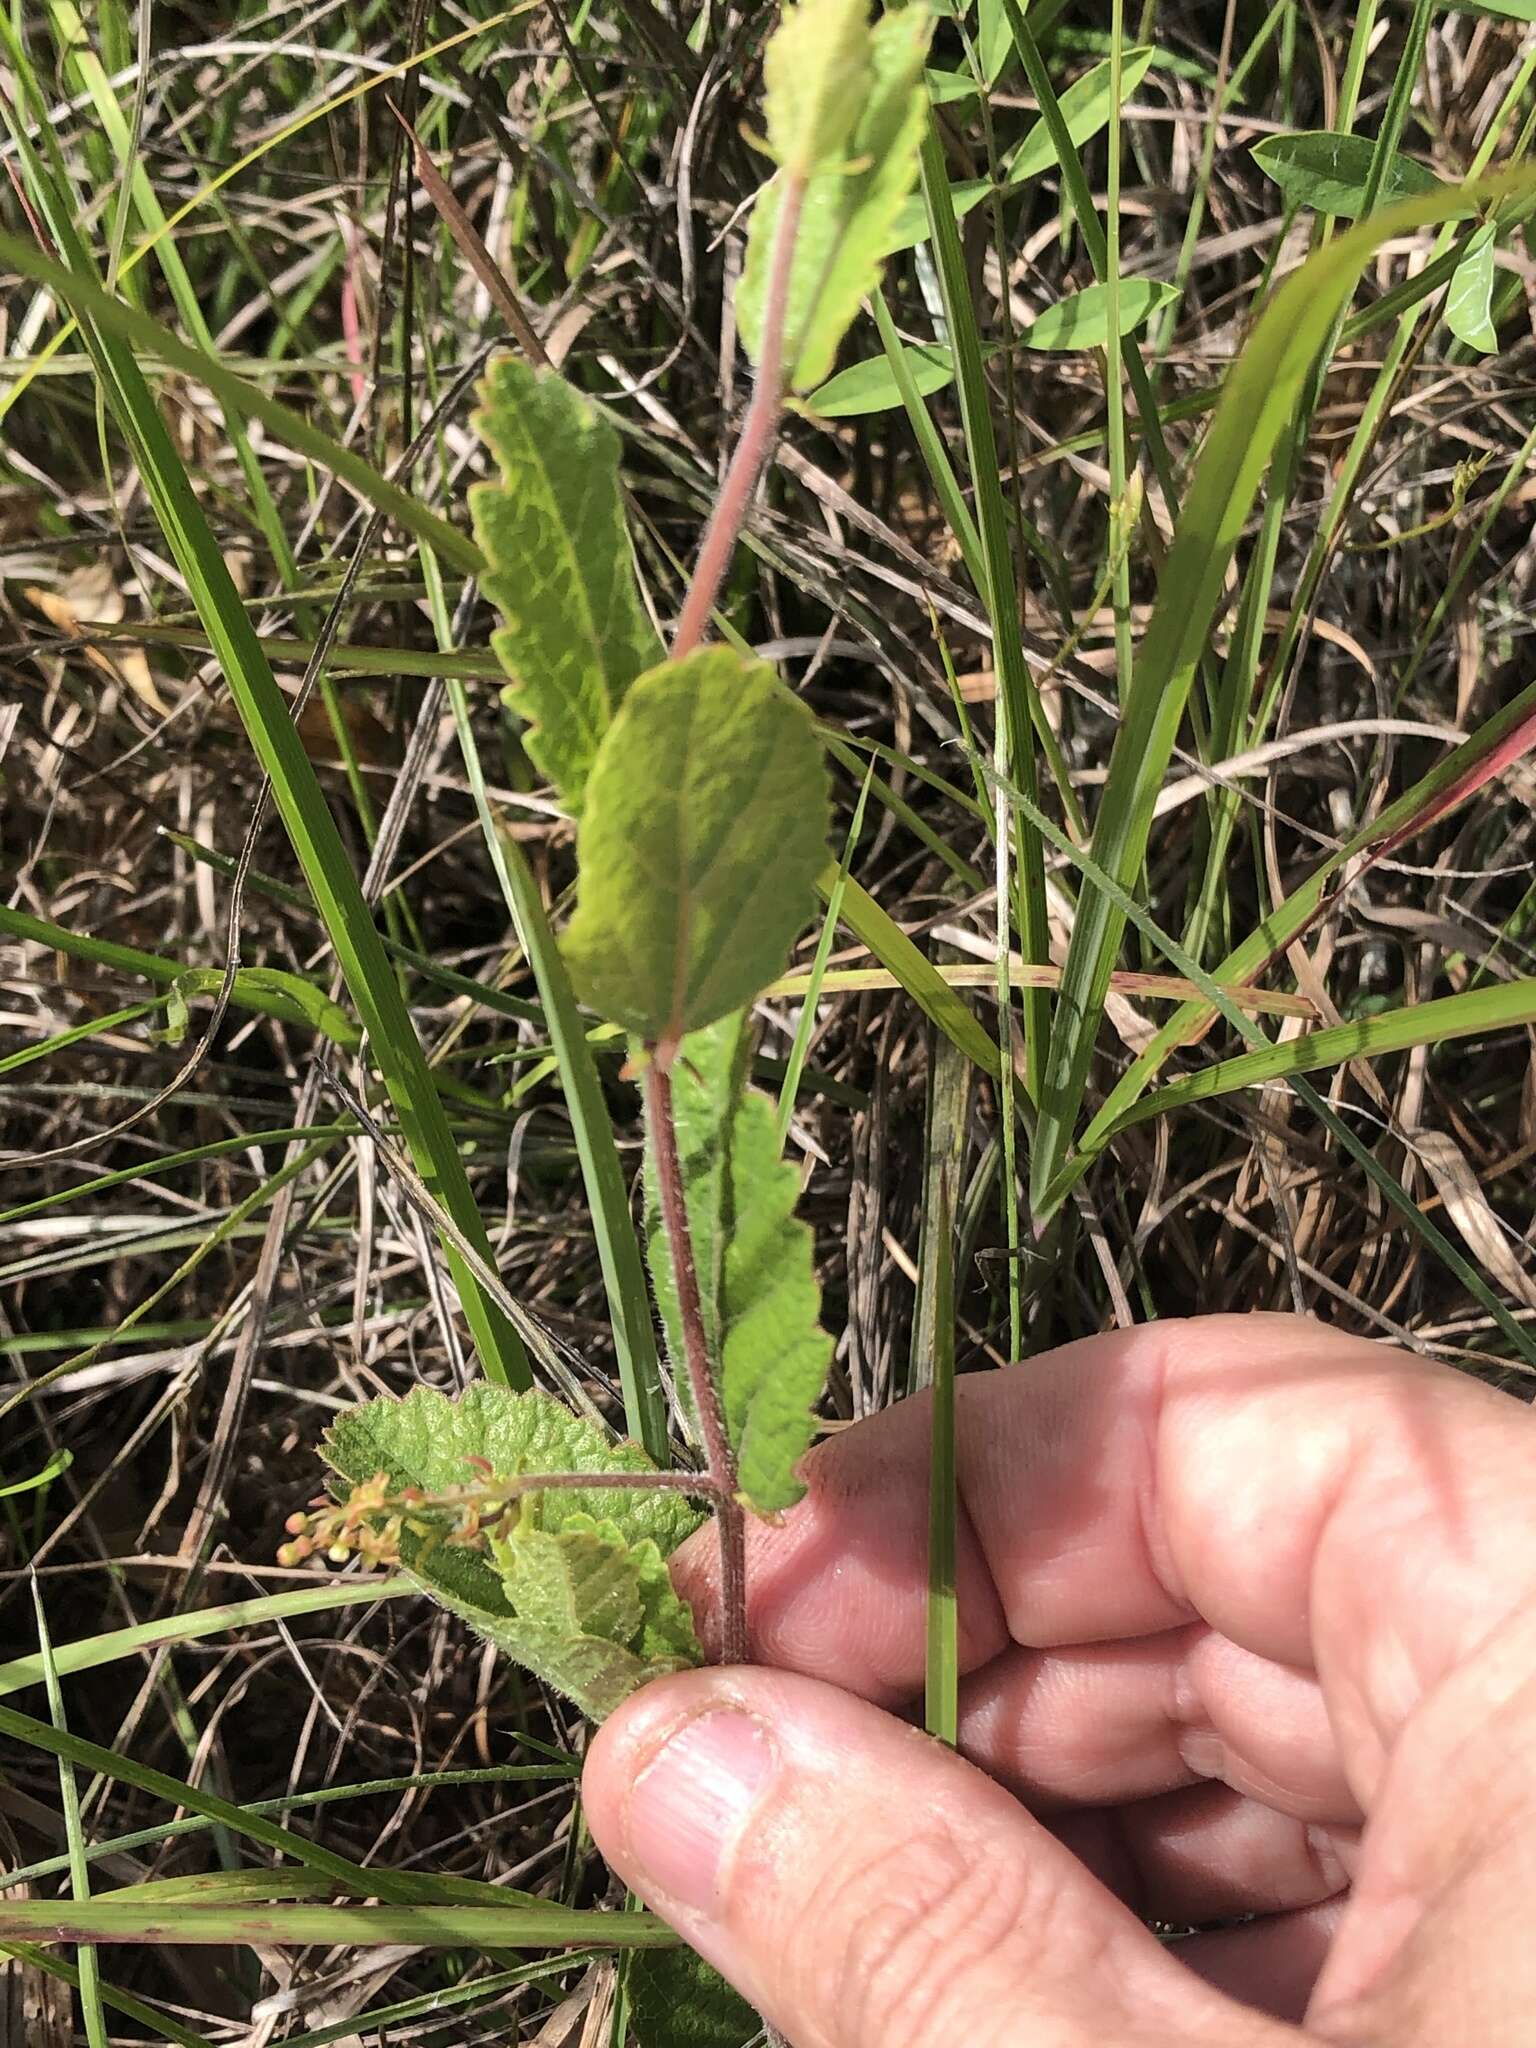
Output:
(277, 1457), (519, 1569)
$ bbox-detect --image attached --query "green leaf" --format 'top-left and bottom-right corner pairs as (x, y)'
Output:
(628, 1950), (759, 2048)
(761, 0), (871, 175)
(0, 70), (528, 1389)
(1446, 222), (1499, 352)
(647, 1013), (834, 1514)
(164, 967), (361, 1049)
(563, 650), (830, 1049)
(471, 356), (662, 812)
(1021, 278), (1181, 350)
(0, 1446), (71, 1500)
(1028, 167), (1536, 1218)
(322, 1384), (705, 1719)
(1103, 978), (1536, 1137)
(805, 340), (955, 415)
(887, 46), (1156, 251)
(739, 5), (933, 393)
(1252, 131), (1444, 217)
(923, 66), (981, 103)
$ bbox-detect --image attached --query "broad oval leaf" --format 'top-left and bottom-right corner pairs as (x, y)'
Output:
(1446, 222), (1499, 353)
(1021, 278), (1180, 351)
(887, 46), (1156, 252)
(322, 1384), (704, 1720)
(739, 5), (933, 392)
(1252, 131), (1443, 218)
(646, 1013), (834, 1513)
(563, 649), (831, 1049)
(805, 340), (954, 416)
(470, 356), (662, 812)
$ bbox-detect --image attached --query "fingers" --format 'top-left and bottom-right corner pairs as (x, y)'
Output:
(585, 1667), (1287, 2048)
(670, 1423), (1008, 1704)
(959, 1625), (1359, 1821)
(1178, 1902), (1347, 2027)
(1054, 1783), (1356, 1925)
(673, 1316), (1536, 1802)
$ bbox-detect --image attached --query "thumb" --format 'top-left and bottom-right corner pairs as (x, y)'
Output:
(584, 1667), (1271, 2048)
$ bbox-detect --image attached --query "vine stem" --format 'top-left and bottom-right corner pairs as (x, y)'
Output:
(669, 170), (808, 659)
(643, 1059), (749, 1666)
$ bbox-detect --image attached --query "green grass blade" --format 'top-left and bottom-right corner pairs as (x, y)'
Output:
(443, 663), (667, 1457)
(1082, 672), (1536, 1149)
(0, 1701), (583, 1924)
(776, 763), (876, 1149)
(0, 230), (476, 574)
(983, 758), (1536, 1368)
(4, 1767), (573, 1893)
(0, 1897), (677, 1951)
(1104, 981), (1536, 1133)
(0, 102), (528, 1387)
(827, 873), (1000, 1078)
(0, 1581), (413, 1699)
(918, 122), (1052, 1096)
(1028, 168), (1536, 1215)
(923, 1181), (958, 1746)
(30, 1584), (108, 2048)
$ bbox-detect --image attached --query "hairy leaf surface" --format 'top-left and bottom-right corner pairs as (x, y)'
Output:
(471, 357), (661, 811)
(563, 650), (829, 1049)
(646, 1013), (834, 1513)
(739, 5), (933, 392)
(323, 1385), (703, 1718)
(628, 1950), (759, 2048)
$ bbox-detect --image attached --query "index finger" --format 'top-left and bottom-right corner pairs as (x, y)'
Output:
(674, 1314), (1536, 1789)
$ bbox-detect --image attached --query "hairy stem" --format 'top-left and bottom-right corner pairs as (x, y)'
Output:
(643, 1060), (749, 1666)
(669, 171), (807, 659)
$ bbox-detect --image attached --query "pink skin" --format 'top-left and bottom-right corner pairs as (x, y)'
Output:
(584, 1314), (1536, 2047)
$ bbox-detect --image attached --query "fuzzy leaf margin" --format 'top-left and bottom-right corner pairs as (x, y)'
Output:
(563, 649), (830, 1051)
(739, 4), (934, 393)
(647, 1013), (834, 1513)
(322, 1385), (704, 1719)
(470, 356), (662, 812)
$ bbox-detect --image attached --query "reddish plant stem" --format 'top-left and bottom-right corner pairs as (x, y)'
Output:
(669, 171), (808, 659)
(643, 1060), (749, 1666)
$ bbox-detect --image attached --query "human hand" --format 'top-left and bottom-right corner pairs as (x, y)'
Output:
(583, 1314), (1536, 2046)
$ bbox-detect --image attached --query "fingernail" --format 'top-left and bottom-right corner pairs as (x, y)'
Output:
(623, 1710), (774, 1914)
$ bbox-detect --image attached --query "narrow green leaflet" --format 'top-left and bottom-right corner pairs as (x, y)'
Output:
(887, 46), (1155, 251)
(1022, 279), (1180, 350)
(1252, 131), (1444, 217)
(1104, 978), (1536, 1136)
(646, 1013), (834, 1514)
(321, 1385), (704, 1719)
(1446, 222), (1499, 352)
(806, 341), (956, 417)
(628, 1950), (759, 2048)
(471, 356), (662, 812)
(564, 650), (830, 1049)
(739, 4), (933, 392)
(157, 967), (360, 1050)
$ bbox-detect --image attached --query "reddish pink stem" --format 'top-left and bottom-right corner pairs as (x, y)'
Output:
(670, 172), (808, 659)
(644, 1060), (749, 1666)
